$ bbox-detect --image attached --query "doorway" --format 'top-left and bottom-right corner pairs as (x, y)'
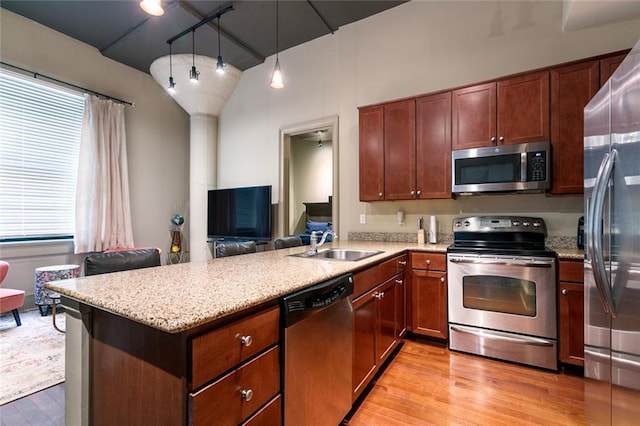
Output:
(279, 116), (339, 238)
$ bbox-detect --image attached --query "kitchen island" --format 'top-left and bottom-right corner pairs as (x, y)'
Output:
(47, 241), (441, 426)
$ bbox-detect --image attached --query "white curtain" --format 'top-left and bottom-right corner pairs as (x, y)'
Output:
(74, 95), (134, 253)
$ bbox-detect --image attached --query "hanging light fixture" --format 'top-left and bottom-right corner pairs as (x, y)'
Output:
(189, 30), (199, 83)
(167, 42), (176, 94)
(140, 0), (164, 16)
(216, 16), (225, 74)
(270, 0), (284, 89)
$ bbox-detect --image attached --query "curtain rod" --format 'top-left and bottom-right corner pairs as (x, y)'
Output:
(0, 61), (135, 107)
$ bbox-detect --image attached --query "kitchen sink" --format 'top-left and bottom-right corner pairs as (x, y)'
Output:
(291, 249), (383, 261)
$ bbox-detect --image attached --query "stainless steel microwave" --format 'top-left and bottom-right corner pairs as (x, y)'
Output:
(451, 141), (550, 194)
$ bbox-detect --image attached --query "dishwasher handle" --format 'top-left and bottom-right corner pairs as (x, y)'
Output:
(281, 273), (354, 327)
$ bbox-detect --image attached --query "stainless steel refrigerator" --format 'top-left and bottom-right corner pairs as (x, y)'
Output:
(584, 38), (640, 425)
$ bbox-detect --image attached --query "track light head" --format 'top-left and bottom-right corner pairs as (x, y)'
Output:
(190, 66), (200, 83)
(216, 56), (225, 74)
(167, 76), (176, 94)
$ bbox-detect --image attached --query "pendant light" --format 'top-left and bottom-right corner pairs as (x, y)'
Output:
(189, 30), (199, 83)
(270, 0), (284, 89)
(167, 42), (176, 94)
(216, 16), (225, 74)
(140, 0), (164, 16)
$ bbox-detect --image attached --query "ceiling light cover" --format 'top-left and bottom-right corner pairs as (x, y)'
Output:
(140, 0), (164, 17)
(190, 66), (199, 82)
(167, 76), (176, 94)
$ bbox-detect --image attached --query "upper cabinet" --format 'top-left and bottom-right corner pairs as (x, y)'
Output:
(452, 71), (549, 150)
(358, 95), (452, 201)
(600, 53), (627, 86)
(358, 105), (384, 201)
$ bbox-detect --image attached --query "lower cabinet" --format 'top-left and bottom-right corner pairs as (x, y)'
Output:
(558, 260), (585, 366)
(352, 254), (407, 402)
(411, 252), (448, 340)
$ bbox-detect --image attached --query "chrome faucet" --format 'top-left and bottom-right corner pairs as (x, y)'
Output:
(308, 230), (337, 255)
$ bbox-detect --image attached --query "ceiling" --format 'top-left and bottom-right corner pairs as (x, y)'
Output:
(0, 0), (407, 74)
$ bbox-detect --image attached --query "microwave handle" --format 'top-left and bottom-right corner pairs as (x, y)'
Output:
(521, 152), (527, 182)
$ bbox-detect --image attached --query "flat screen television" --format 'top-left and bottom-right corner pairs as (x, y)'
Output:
(207, 185), (273, 241)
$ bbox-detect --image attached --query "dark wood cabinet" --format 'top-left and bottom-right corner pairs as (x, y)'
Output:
(452, 71), (549, 150)
(358, 105), (384, 201)
(558, 260), (585, 367)
(550, 60), (599, 195)
(600, 53), (627, 86)
(410, 252), (448, 340)
(384, 99), (416, 200)
(416, 92), (452, 199)
(352, 254), (406, 402)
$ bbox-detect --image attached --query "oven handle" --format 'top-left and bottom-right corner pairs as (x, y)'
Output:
(450, 325), (555, 347)
(448, 258), (553, 268)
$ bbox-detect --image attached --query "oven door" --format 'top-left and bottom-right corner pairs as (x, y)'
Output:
(447, 253), (557, 339)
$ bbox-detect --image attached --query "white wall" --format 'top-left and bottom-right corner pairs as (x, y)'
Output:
(218, 1), (640, 239)
(0, 10), (190, 306)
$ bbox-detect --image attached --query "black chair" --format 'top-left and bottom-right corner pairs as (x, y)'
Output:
(215, 241), (257, 258)
(84, 248), (161, 276)
(274, 236), (303, 250)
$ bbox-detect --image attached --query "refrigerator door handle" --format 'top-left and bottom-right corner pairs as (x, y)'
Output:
(587, 150), (617, 318)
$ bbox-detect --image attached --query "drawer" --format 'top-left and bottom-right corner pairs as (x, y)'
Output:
(378, 254), (408, 282)
(411, 252), (446, 271)
(353, 266), (382, 299)
(241, 394), (282, 426)
(191, 306), (279, 389)
(190, 346), (280, 426)
(559, 260), (584, 283)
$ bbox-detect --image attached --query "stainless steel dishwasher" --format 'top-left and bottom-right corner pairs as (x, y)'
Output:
(281, 273), (354, 426)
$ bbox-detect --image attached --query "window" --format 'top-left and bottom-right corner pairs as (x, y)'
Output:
(0, 70), (85, 241)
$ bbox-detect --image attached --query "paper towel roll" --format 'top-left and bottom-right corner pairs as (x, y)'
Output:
(428, 215), (437, 243)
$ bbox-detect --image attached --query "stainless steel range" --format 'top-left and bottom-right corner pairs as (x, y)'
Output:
(447, 216), (558, 370)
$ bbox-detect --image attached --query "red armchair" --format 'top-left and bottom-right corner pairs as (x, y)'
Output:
(0, 261), (25, 326)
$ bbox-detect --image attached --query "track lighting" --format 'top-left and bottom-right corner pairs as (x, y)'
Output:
(140, 0), (164, 16)
(167, 42), (176, 94)
(270, 0), (283, 89)
(216, 16), (225, 74)
(190, 30), (199, 83)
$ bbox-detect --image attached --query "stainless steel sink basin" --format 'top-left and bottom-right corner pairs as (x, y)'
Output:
(291, 249), (383, 261)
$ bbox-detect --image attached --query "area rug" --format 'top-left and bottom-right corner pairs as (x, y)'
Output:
(0, 308), (65, 405)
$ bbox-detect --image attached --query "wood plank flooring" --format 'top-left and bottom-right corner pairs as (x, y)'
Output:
(0, 339), (586, 425)
(347, 338), (586, 425)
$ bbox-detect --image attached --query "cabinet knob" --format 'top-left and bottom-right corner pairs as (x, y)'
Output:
(561, 288), (568, 295)
(379, 192), (383, 197)
(395, 279), (403, 285)
(417, 190), (421, 195)
(410, 190), (415, 195)
(398, 260), (407, 266)
(491, 136), (496, 143)
(425, 259), (431, 265)
(240, 335), (253, 347)
(379, 291), (385, 299)
(499, 136), (504, 142)
(241, 389), (253, 401)
(440, 277), (445, 283)
(372, 292), (380, 299)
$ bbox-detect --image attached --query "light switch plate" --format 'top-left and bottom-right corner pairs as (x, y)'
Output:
(359, 214), (366, 224)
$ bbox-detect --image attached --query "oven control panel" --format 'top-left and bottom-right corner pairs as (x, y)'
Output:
(452, 216), (546, 234)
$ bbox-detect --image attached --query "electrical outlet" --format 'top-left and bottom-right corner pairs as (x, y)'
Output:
(359, 214), (366, 224)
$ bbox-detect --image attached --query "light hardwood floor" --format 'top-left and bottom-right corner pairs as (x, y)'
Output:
(0, 339), (586, 425)
(347, 338), (586, 425)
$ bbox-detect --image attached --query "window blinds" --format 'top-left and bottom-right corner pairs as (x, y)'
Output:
(0, 70), (84, 240)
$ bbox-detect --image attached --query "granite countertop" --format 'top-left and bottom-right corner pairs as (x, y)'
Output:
(46, 239), (580, 334)
(47, 241), (446, 334)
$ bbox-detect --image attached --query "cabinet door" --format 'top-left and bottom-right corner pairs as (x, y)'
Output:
(358, 105), (384, 201)
(376, 278), (397, 363)
(497, 71), (550, 145)
(352, 288), (377, 401)
(558, 282), (585, 366)
(452, 82), (496, 150)
(411, 269), (448, 339)
(395, 273), (407, 339)
(384, 99), (416, 200)
(416, 92), (452, 199)
(550, 60), (599, 195)
(600, 53), (627, 86)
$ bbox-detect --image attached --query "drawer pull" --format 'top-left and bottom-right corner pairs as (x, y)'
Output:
(240, 335), (253, 347)
(395, 279), (403, 285)
(425, 259), (431, 265)
(241, 389), (253, 402)
(398, 260), (407, 266)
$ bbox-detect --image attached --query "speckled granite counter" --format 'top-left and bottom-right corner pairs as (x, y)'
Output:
(47, 241), (448, 334)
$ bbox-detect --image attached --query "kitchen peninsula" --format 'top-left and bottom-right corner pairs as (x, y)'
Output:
(47, 240), (580, 425)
